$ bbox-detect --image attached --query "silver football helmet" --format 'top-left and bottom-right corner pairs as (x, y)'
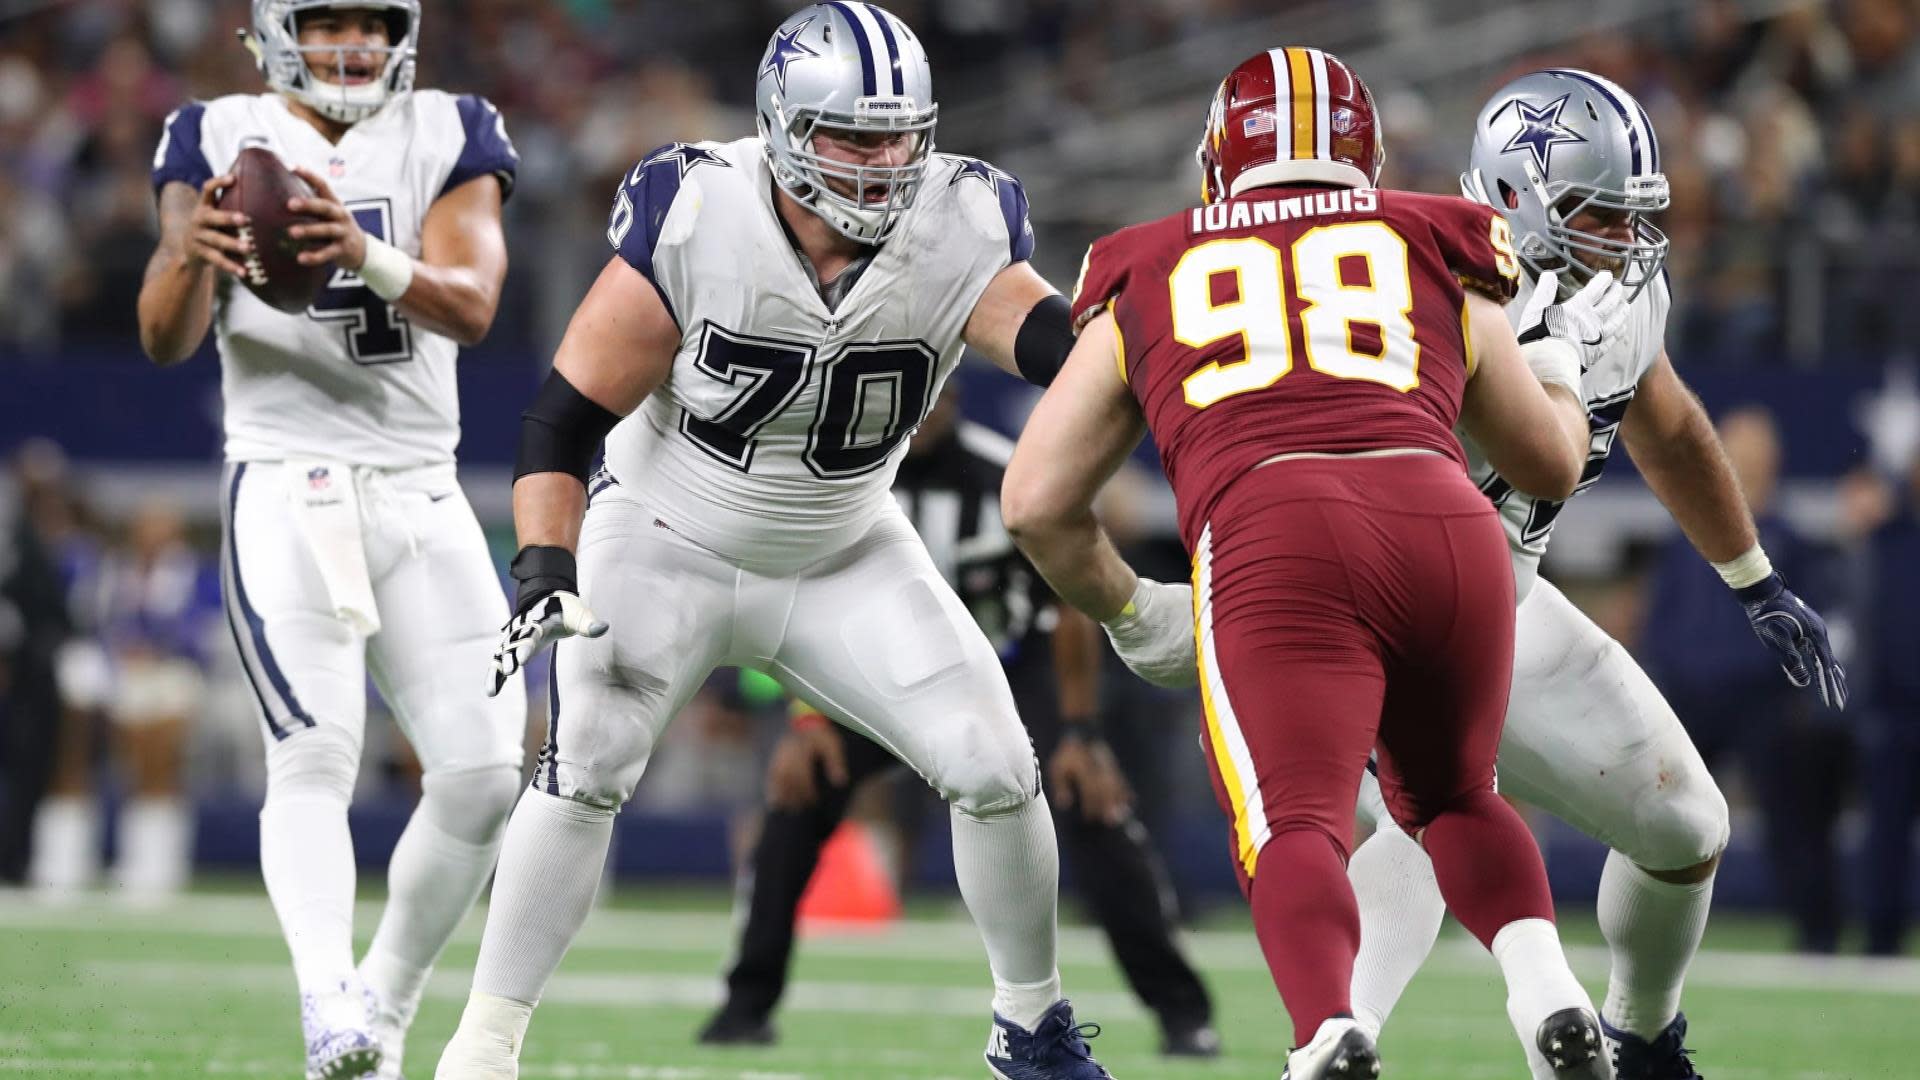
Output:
(755, 3), (937, 244)
(243, 0), (419, 125)
(1461, 69), (1669, 298)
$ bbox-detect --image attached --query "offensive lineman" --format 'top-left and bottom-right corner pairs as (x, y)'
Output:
(1003, 48), (1624, 1080)
(437, 5), (1106, 1079)
(1345, 70), (1847, 1080)
(137, 3), (522, 1078)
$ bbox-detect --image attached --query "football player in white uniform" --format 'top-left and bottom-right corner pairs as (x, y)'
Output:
(436, 6), (1106, 1080)
(137, 3), (523, 1078)
(1344, 70), (1847, 1080)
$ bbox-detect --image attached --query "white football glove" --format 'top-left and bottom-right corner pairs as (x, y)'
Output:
(1102, 577), (1199, 689)
(1518, 269), (1628, 378)
(487, 546), (609, 697)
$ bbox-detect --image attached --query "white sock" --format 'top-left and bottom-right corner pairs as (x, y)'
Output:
(470, 790), (616, 1004)
(1492, 918), (1595, 1080)
(362, 769), (518, 1019)
(1348, 818), (1446, 1038)
(950, 793), (1061, 1029)
(261, 792), (358, 992)
(28, 795), (100, 891)
(439, 991), (534, 1080)
(113, 796), (192, 896)
(1598, 849), (1712, 1038)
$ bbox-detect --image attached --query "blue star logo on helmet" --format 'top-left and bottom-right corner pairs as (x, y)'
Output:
(1499, 94), (1587, 175)
(761, 16), (820, 94)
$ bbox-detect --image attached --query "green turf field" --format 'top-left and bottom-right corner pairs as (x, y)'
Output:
(2, 886), (1913, 1079)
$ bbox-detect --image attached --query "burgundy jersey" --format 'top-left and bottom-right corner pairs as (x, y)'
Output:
(1070, 185), (1521, 550)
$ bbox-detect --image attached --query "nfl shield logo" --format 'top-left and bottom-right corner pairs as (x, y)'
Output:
(1330, 107), (1357, 135)
(307, 466), (331, 490)
(328, 157), (347, 178)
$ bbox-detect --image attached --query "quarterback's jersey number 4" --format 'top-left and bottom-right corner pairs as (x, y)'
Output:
(308, 197), (413, 365)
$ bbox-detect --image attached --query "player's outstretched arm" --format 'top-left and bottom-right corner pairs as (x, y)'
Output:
(1003, 312), (1192, 689)
(1458, 290), (1589, 500)
(1619, 353), (1757, 562)
(138, 177), (247, 365)
(1622, 354), (1847, 707)
(288, 169), (507, 346)
(487, 256), (678, 697)
(963, 261), (1074, 386)
(1002, 311), (1145, 620)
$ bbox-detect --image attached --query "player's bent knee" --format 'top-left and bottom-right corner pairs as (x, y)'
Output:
(1630, 773), (1731, 873)
(262, 723), (361, 804)
(941, 751), (1040, 819)
(420, 764), (522, 846)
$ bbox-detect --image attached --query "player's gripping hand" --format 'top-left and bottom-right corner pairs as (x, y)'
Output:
(187, 174), (251, 278)
(1519, 269), (1629, 374)
(487, 545), (608, 698)
(1102, 577), (1198, 689)
(286, 166), (369, 270)
(1738, 571), (1848, 709)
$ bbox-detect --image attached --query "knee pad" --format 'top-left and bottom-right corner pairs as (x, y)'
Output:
(420, 764), (522, 846)
(1631, 769), (1731, 872)
(552, 708), (659, 811)
(938, 731), (1040, 819)
(263, 724), (360, 805)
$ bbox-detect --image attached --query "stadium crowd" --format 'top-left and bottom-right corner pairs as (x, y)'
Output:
(0, 0), (1915, 362)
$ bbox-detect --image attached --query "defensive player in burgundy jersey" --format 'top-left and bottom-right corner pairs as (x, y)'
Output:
(1003, 49), (1624, 1080)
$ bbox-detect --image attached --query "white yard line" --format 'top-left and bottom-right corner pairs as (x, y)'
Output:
(11, 889), (1920, 996)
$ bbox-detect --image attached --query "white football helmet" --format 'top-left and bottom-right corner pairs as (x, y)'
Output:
(1461, 69), (1670, 299)
(244, 0), (419, 125)
(754, 3), (937, 244)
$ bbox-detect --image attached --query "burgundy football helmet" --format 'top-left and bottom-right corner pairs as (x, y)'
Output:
(1196, 47), (1384, 203)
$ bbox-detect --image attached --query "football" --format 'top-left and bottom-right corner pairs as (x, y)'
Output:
(217, 146), (331, 314)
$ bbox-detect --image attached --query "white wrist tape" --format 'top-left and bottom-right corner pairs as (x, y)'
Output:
(1712, 545), (1774, 589)
(357, 235), (415, 302)
(1520, 337), (1582, 398)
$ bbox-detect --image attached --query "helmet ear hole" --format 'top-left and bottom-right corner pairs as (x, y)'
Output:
(1497, 178), (1520, 210)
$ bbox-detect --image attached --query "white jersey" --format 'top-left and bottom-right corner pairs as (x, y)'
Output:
(1463, 271), (1671, 598)
(151, 91), (519, 467)
(601, 137), (1032, 564)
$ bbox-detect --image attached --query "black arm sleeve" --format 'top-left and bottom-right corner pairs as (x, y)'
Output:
(514, 368), (624, 483)
(1014, 293), (1074, 388)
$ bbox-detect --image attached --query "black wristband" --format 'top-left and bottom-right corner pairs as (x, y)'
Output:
(509, 545), (578, 616)
(1014, 293), (1074, 387)
(1057, 719), (1104, 742)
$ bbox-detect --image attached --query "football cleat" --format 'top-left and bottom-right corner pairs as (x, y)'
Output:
(301, 979), (384, 1080)
(696, 1005), (777, 1046)
(985, 999), (1114, 1080)
(1536, 1007), (1608, 1078)
(1158, 1018), (1221, 1058)
(1604, 1012), (1704, 1079)
(1281, 1016), (1381, 1080)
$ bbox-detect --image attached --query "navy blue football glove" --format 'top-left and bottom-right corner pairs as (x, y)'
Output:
(1737, 572), (1847, 709)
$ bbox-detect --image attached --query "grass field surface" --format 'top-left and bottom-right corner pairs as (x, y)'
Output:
(2, 885), (1914, 1079)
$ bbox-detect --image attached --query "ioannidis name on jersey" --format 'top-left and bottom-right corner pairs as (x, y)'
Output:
(1190, 187), (1381, 234)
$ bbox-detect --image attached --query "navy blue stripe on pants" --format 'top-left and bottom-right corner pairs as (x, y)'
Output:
(222, 462), (316, 739)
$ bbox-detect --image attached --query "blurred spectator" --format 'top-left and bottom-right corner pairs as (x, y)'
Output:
(1862, 454), (1920, 956)
(0, 441), (74, 883)
(94, 500), (221, 896)
(1641, 406), (1847, 952)
(0, 0), (1914, 363)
